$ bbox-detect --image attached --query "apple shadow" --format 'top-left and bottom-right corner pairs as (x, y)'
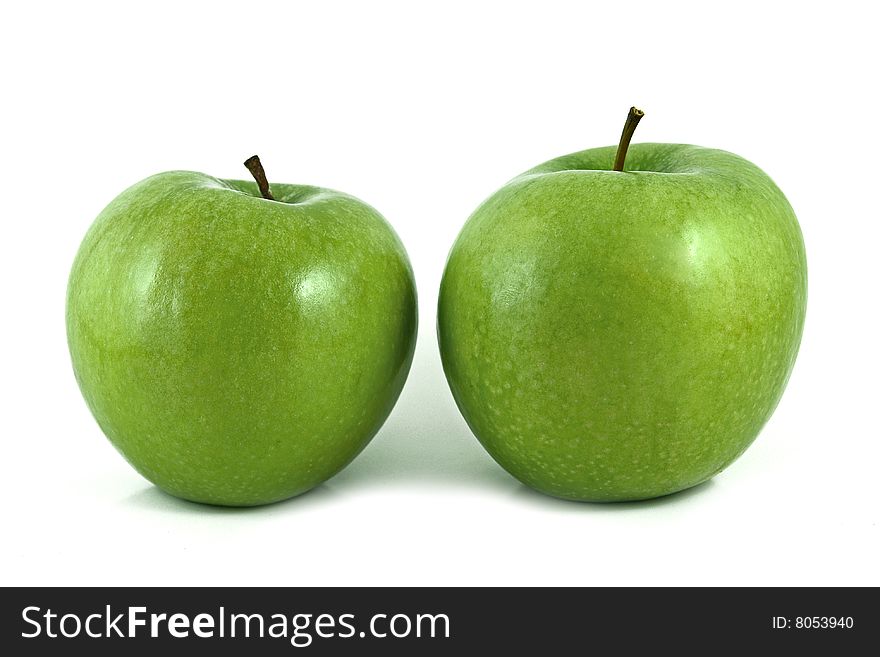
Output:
(123, 479), (339, 515)
(508, 477), (718, 512)
(327, 343), (516, 495)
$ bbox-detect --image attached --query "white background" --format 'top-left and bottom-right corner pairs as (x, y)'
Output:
(1, 1), (877, 586)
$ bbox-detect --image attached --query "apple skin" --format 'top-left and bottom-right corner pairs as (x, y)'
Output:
(67, 171), (417, 506)
(438, 144), (806, 501)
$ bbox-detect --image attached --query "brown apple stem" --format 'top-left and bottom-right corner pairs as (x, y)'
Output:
(612, 107), (645, 172)
(243, 155), (275, 200)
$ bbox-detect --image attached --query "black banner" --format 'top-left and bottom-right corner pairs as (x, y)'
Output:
(1, 587), (875, 654)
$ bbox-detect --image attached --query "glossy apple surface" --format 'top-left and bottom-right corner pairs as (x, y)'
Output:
(438, 143), (806, 501)
(68, 171), (417, 506)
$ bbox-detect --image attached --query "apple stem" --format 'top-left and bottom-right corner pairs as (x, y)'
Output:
(612, 107), (645, 172)
(243, 155), (275, 200)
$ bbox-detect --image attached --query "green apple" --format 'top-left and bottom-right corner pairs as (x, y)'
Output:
(438, 109), (806, 501)
(67, 157), (417, 506)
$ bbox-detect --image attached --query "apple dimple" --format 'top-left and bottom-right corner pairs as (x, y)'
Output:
(523, 143), (740, 177)
(218, 177), (326, 206)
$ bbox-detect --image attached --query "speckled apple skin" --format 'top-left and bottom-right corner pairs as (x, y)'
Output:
(67, 172), (417, 506)
(438, 144), (806, 501)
